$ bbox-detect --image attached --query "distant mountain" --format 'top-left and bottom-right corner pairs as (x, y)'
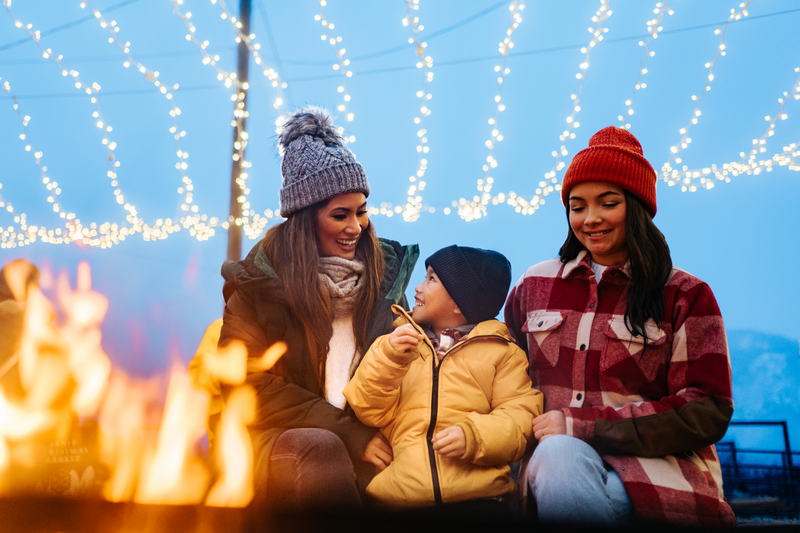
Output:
(724, 330), (800, 453)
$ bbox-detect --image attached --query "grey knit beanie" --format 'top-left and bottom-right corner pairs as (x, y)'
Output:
(277, 107), (369, 217)
(425, 245), (512, 324)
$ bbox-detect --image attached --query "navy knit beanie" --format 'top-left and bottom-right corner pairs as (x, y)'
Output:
(425, 245), (512, 324)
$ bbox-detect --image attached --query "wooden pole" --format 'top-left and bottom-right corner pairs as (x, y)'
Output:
(226, 0), (251, 262)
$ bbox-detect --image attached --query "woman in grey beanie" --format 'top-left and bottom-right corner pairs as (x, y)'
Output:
(213, 108), (418, 512)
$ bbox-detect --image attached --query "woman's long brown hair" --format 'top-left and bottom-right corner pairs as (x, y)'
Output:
(261, 200), (385, 391)
(559, 191), (672, 345)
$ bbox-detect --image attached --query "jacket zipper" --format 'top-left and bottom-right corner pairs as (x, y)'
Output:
(425, 353), (443, 506)
(423, 334), (506, 506)
(399, 306), (508, 507)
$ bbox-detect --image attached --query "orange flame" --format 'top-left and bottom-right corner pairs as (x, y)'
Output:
(98, 372), (159, 502)
(249, 341), (287, 374)
(0, 259), (285, 507)
(205, 386), (255, 507)
(1, 260), (67, 467)
(208, 340), (248, 386)
(135, 368), (209, 505)
(57, 262), (112, 416)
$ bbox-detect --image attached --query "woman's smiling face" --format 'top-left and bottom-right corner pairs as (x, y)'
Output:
(568, 182), (628, 266)
(315, 192), (369, 259)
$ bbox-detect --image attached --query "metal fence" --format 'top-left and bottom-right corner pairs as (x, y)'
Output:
(718, 421), (800, 519)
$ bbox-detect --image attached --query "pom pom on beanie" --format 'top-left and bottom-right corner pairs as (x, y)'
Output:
(561, 126), (657, 216)
(425, 245), (512, 324)
(277, 107), (369, 217)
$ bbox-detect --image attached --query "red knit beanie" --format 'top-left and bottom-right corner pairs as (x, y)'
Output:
(561, 126), (657, 216)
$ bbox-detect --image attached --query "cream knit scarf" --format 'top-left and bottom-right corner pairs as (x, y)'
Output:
(317, 256), (365, 317)
(318, 256), (364, 409)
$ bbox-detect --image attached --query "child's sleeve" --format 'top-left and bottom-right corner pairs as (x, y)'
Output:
(456, 344), (543, 466)
(343, 333), (419, 428)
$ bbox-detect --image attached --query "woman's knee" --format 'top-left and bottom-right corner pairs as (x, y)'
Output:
(531, 435), (601, 464)
(266, 429), (360, 511)
(272, 428), (349, 463)
(528, 435), (605, 478)
(527, 437), (621, 525)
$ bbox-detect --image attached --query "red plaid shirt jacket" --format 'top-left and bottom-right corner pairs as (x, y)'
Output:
(505, 251), (736, 527)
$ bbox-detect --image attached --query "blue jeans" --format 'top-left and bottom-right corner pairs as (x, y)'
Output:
(527, 435), (633, 525)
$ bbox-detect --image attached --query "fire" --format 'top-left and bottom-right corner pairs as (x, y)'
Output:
(135, 368), (209, 505)
(0, 259), (284, 507)
(98, 372), (159, 502)
(205, 386), (255, 507)
(57, 262), (112, 416)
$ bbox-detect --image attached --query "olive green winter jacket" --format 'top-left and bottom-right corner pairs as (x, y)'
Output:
(190, 238), (418, 503)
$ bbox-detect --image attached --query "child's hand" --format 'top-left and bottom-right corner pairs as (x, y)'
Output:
(389, 323), (423, 353)
(432, 426), (466, 458)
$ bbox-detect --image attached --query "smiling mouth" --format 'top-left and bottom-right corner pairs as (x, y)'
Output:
(337, 238), (358, 246)
(414, 299), (424, 307)
(585, 229), (612, 237)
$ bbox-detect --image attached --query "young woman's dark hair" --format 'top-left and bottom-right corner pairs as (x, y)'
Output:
(261, 202), (385, 390)
(559, 190), (672, 342)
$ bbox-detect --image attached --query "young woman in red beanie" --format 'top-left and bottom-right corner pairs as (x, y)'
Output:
(505, 126), (735, 528)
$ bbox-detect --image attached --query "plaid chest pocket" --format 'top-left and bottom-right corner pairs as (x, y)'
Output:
(600, 317), (667, 383)
(521, 311), (564, 369)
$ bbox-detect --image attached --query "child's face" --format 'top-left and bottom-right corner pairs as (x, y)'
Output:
(412, 266), (461, 329)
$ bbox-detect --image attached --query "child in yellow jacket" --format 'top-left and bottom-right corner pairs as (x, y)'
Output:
(343, 245), (543, 510)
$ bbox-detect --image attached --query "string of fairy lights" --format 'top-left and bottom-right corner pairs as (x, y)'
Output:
(210, 0), (287, 238)
(83, 0), (214, 244)
(314, 0), (355, 144)
(171, 0), (285, 239)
(657, 1), (799, 191)
(1, 1), (799, 249)
(2, 0), (128, 247)
(661, 1), (752, 187)
(213, 0), (286, 102)
(617, 1), (673, 130)
(1, 79), (69, 246)
(669, 66), (800, 192)
(399, 0), (433, 222)
(453, 1), (524, 222)
(489, 0), (613, 219)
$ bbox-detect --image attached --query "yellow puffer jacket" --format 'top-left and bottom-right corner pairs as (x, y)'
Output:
(343, 305), (543, 508)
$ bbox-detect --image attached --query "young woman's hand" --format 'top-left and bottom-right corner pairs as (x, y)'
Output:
(361, 431), (393, 474)
(432, 426), (466, 458)
(532, 411), (567, 442)
(389, 323), (423, 352)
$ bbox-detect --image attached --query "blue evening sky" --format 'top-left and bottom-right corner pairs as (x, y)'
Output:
(1, 0), (798, 375)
